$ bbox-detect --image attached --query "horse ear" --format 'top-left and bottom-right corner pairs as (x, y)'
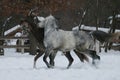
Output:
(28, 8), (39, 17)
(28, 11), (37, 17)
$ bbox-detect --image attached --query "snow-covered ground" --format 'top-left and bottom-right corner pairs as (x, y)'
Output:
(0, 48), (120, 80)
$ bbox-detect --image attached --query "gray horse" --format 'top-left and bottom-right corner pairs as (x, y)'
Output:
(37, 15), (100, 68)
(19, 14), (89, 69)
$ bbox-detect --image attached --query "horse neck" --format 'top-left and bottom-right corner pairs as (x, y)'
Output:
(44, 17), (59, 36)
(44, 24), (58, 36)
(29, 23), (44, 41)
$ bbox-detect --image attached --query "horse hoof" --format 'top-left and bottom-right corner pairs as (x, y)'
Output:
(33, 65), (37, 69)
(50, 65), (54, 69)
(92, 59), (100, 65)
(47, 64), (50, 68)
(50, 64), (55, 68)
(47, 65), (54, 68)
(67, 67), (69, 69)
(67, 66), (71, 69)
(33, 66), (36, 69)
(94, 55), (100, 60)
(97, 56), (100, 60)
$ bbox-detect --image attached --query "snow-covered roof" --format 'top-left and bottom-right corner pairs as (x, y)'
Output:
(108, 14), (120, 19)
(4, 25), (21, 36)
(72, 25), (120, 33)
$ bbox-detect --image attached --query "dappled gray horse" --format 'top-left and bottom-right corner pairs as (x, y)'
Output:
(37, 15), (100, 68)
(19, 14), (89, 69)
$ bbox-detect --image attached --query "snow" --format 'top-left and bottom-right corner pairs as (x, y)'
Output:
(4, 25), (21, 36)
(108, 14), (120, 19)
(0, 48), (120, 80)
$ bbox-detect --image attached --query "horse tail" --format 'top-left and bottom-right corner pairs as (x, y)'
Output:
(74, 50), (89, 62)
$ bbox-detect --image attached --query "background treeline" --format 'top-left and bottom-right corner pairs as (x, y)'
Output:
(0, 0), (120, 31)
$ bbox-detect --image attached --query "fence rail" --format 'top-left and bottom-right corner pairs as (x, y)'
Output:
(0, 37), (28, 40)
(0, 45), (30, 49)
(0, 36), (30, 54)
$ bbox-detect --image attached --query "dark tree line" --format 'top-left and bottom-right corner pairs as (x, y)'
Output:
(0, 0), (120, 31)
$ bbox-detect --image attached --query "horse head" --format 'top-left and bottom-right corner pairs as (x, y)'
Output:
(37, 15), (59, 30)
(19, 16), (45, 43)
(19, 18), (30, 32)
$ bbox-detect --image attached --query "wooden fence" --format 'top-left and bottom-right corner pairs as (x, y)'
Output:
(0, 37), (30, 54)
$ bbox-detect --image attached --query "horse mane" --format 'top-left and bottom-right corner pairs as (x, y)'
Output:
(45, 15), (59, 29)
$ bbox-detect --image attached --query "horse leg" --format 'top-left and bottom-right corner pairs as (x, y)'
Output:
(64, 51), (74, 69)
(43, 48), (52, 68)
(49, 54), (55, 67)
(49, 51), (57, 67)
(87, 50), (100, 65)
(33, 49), (44, 68)
(74, 50), (89, 62)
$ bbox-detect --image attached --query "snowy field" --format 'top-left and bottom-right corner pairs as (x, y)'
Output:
(0, 48), (120, 80)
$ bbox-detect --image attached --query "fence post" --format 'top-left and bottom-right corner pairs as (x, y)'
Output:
(0, 26), (4, 55)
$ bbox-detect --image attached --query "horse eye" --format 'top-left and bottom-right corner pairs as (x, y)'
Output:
(34, 17), (40, 24)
